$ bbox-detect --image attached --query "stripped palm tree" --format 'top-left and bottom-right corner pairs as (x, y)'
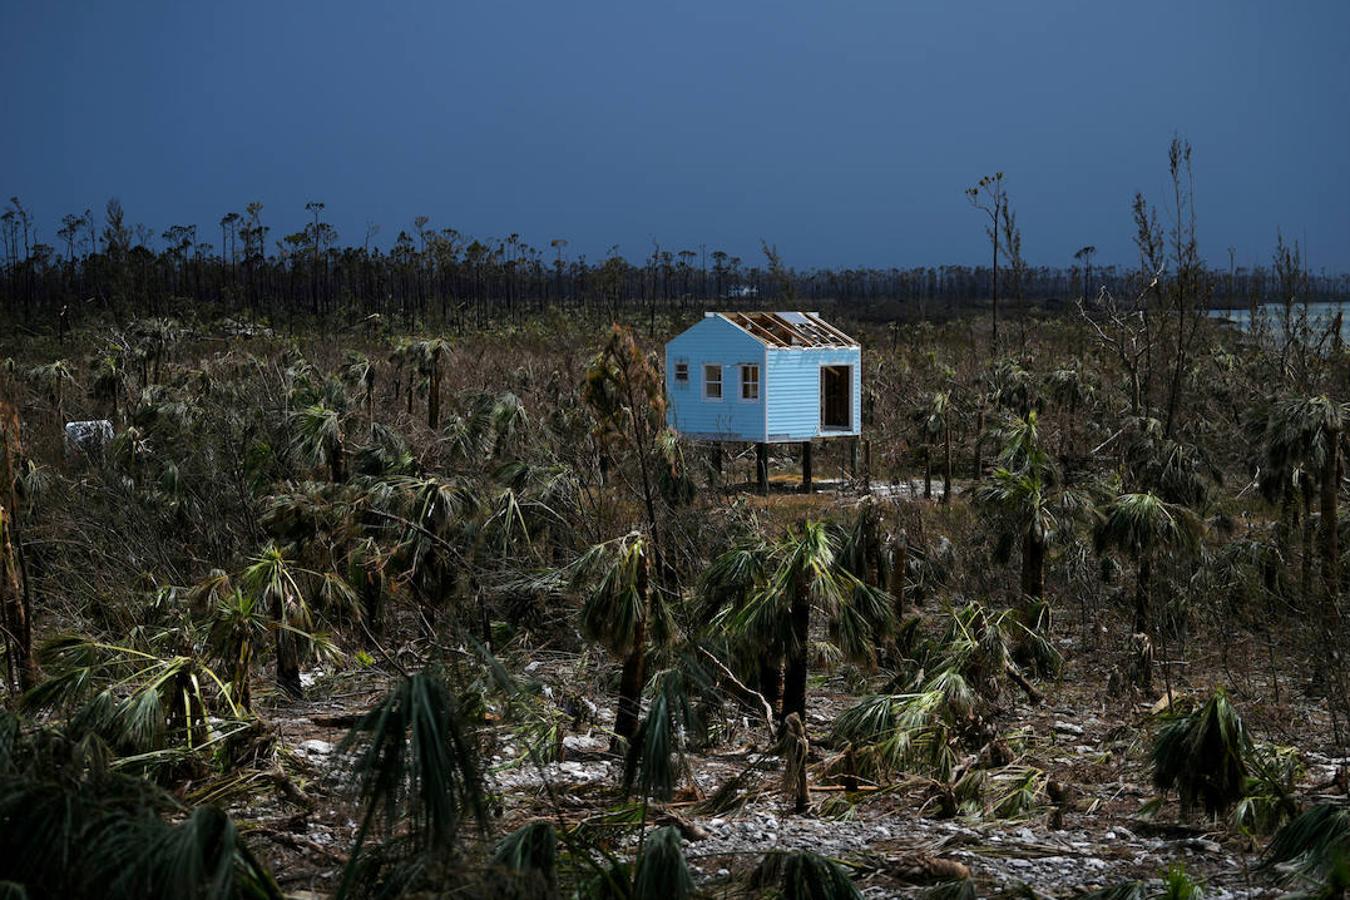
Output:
(385, 474), (481, 635)
(976, 412), (1089, 609)
(1094, 491), (1202, 641)
(701, 533), (781, 715)
(572, 532), (667, 747)
(1254, 395), (1345, 621)
(290, 400), (346, 482)
(339, 350), (377, 438)
(718, 521), (894, 724)
(239, 545), (315, 697)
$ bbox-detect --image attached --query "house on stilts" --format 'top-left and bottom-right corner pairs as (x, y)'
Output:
(664, 311), (861, 492)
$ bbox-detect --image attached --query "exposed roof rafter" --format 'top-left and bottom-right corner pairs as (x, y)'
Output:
(716, 311), (857, 348)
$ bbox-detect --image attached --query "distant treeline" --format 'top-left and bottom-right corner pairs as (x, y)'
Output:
(2, 197), (1347, 329)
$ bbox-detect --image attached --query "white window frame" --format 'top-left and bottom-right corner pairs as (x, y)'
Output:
(740, 364), (760, 401)
(703, 364), (723, 401)
(674, 359), (689, 386)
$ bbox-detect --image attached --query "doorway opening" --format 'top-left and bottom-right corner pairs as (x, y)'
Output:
(821, 365), (852, 430)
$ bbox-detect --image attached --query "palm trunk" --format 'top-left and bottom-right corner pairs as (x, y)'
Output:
(328, 438), (345, 483)
(1302, 479), (1315, 600)
(1321, 433), (1341, 620)
(923, 444), (933, 499)
(1021, 530), (1045, 603)
(890, 529), (909, 615)
(361, 566), (384, 643)
(758, 648), (783, 720)
(1134, 553), (1152, 637)
(942, 423), (953, 503)
(782, 571), (810, 723)
(613, 553), (650, 745)
(274, 595), (303, 698)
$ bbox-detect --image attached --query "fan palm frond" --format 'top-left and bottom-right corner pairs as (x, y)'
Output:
(1261, 804), (1350, 885)
(632, 825), (694, 900)
(1151, 689), (1249, 818)
(491, 821), (558, 900)
(339, 668), (486, 898)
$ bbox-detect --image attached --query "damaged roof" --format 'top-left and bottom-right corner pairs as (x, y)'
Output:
(711, 311), (858, 349)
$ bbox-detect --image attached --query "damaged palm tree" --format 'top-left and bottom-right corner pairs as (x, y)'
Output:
(338, 668), (487, 899)
(573, 532), (668, 749)
(1151, 688), (1250, 819)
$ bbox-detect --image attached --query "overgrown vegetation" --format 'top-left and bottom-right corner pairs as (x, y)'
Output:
(0, 140), (1348, 896)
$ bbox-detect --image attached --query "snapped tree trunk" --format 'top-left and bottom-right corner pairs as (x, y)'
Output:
(360, 565), (384, 644)
(427, 350), (442, 430)
(973, 407), (985, 479)
(0, 410), (36, 691)
(923, 444), (933, 499)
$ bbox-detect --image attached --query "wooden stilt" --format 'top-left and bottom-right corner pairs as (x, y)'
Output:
(756, 442), (769, 496)
(801, 441), (813, 493)
(863, 438), (872, 491)
(850, 437), (859, 478)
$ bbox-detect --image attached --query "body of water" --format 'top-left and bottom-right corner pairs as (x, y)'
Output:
(1209, 301), (1350, 339)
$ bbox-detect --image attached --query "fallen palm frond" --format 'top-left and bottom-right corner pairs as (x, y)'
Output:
(1235, 743), (1303, 836)
(831, 670), (975, 782)
(989, 765), (1046, 820)
(1078, 864), (1204, 899)
(1261, 804), (1350, 887)
(0, 710), (279, 899)
(1150, 689), (1249, 818)
(633, 825), (694, 900)
(491, 820), (559, 900)
(22, 634), (243, 760)
(747, 849), (862, 900)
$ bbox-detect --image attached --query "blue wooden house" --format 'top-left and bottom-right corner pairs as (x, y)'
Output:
(664, 312), (861, 490)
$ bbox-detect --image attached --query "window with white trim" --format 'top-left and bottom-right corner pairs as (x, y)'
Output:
(674, 361), (689, 385)
(703, 364), (722, 400)
(741, 364), (760, 400)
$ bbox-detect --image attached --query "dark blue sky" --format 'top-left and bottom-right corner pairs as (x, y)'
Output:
(3, 1), (1347, 271)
